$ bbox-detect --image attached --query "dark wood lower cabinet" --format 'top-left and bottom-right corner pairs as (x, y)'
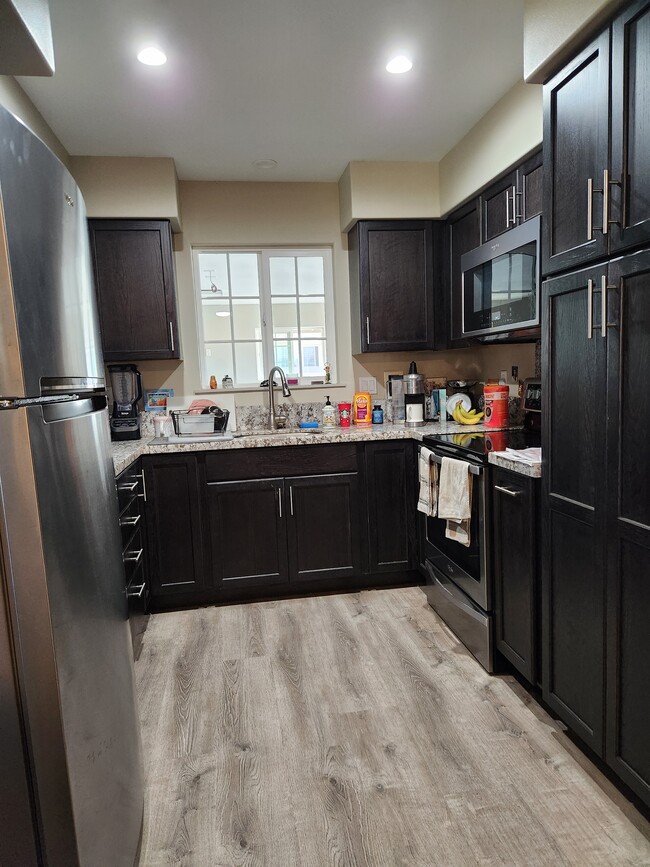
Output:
(142, 454), (206, 597)
(208, 478), (288, 588)
(492, 467), (539, 684)
(286, 473), (361, 581)
(365, 441), (415, 573)
(116, 460), (150, 659)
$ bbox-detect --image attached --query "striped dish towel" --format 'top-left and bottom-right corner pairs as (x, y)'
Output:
(417, 447), (438, 516)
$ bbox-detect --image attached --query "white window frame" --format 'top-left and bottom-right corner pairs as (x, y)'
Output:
(192, 246), (337, 388)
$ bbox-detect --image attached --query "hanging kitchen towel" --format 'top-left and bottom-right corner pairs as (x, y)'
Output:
(417, 447), (438, 517)
(437, 456), (473, 547)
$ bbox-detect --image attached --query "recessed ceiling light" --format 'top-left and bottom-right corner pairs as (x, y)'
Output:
(386, 55), (413, 74)
(215, 311), (230, 317)
(252, 159), (278, 170)
(137, 46), (167, 66)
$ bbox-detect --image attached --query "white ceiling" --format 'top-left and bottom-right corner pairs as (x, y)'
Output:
(19, 0), (526, 182)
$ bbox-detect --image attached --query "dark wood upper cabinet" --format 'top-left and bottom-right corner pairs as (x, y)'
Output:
(492, 467), (539, 685)
(88, 219), (180, 361)
(544, 2), (650, 275)
(610, 0), (650, 254)
(543, 31), (611, 276)
(482, 151), (543, 243)
(541, 264), (607, 756)
(348, 220), (437, 352)
(447, 199), (481, 345)
(482, 168), (518, 242)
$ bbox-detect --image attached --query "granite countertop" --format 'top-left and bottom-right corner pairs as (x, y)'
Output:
(487, 452), (542, 479)
(112, 420), (541, 478)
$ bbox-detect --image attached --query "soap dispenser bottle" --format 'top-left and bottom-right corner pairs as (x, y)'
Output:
(322, 395), (336, 427)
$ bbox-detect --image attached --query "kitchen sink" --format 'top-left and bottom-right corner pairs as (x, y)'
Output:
(234, 427), (325, 437)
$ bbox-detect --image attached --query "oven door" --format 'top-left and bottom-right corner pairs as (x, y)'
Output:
(419, 449), (490, 611)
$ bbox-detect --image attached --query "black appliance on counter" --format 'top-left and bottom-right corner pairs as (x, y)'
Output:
(418, 386), (541, 672)
(461, 215), (540, 341)
(108, 363), (142, 440)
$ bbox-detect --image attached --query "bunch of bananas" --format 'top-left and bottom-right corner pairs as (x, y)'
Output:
(452, 432), (484, 446)
(451, 399), (484, 425)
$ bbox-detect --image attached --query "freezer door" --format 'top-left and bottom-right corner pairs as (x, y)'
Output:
(0, 105), (103, 399)
(0, 398), (143, 866)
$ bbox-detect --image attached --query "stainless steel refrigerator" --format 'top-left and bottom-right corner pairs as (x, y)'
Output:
(0, 106), (144, 865)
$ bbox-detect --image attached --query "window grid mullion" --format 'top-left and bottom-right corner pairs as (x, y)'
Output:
(294, 256), (302, 377)
(260, 251), (274, 374)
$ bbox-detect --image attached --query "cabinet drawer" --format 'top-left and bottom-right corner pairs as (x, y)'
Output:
(119, 496), (142, 551)
(116, 471), (143, 511)
(205, 444), (358, 481)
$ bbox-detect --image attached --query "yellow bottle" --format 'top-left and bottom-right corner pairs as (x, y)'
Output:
(353, 392), (372, 425)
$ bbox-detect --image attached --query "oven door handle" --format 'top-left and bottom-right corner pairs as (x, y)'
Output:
(423, 449), (483, 476)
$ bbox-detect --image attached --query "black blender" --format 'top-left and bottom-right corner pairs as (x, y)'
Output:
(108, 364), (142, 441)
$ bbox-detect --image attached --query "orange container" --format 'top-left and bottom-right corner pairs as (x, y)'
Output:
(352, 392), (372, 425)
(483, 384), (509, 428)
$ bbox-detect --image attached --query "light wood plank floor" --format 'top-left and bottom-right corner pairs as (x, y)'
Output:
(135, 587), (650, 866)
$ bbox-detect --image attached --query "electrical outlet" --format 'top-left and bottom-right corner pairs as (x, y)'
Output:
(359, 376), (377, 394)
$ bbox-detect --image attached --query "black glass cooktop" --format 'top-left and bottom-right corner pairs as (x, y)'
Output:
(423, 428), (541, 463)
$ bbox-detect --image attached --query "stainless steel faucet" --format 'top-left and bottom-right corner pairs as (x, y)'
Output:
(267, 366), (292, 429)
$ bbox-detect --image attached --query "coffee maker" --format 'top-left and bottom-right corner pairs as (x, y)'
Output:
(108, 364), (142, 441)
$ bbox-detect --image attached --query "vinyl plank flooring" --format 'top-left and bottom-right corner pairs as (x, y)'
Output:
(135, 588), (650, 866)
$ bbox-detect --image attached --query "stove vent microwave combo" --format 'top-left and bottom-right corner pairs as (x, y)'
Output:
(461, 215), (541, 341)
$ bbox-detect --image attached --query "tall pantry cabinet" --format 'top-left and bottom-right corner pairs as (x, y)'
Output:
(542, 0), (650, 808)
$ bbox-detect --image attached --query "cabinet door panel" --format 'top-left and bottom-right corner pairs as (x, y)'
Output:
(482, 169), (517, 241)
(611, 1), (650, 253)
(519, 150), (543, 222)
(287, 474), (361, 581)
(358, 221), (435, 352)
(493, 469), (537, 683)
(365, 442), (414, 573)
(89, 220), (178, 361)
(208, 479), (288, 587)
(542, 265), (607, 755)
(605, 250), (650, 804)
(448, 201), (480, 344)
(143, 455), (205, 596)
(546, 509), (604, 752)
(543, 32), (610, 275)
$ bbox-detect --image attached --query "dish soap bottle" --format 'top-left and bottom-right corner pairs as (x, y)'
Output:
(322, 395), (336, 427)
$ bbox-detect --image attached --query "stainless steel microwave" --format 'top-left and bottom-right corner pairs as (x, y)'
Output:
(461, 216), (541, 339)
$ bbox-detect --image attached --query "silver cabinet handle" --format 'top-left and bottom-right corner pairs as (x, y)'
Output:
(366, 316), (370, 346)
(602, 168), (609, 236)
(601, 274), (607, 338)
(123, 548), (143, 563)
(127, 582), (146, 598)
(510, 185), (517, 226)
(289, 485), (294, 516)
(587, 177), (594, 240)
(587, 278), (594, 339)
(119, 514), (141, 527)
(277, 486), (282, 518)
(169, 321), (175, 352)
(505, 187), (511, 228)
(118, 481), (138, 492)
(135, 471), (147, 501)
(494, 485), (522, 498)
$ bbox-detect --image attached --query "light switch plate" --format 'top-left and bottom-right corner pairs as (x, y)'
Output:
(359, 376), (377, 394)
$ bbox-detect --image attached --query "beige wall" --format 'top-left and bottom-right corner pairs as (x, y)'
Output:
(131, 179), (536, 417)
(439, 80), (543, 215)
(70, 156), (182, 231)
(0, 75), (69, 166)
(339, 161), (440, 231)
(524, 0), (625, 83)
